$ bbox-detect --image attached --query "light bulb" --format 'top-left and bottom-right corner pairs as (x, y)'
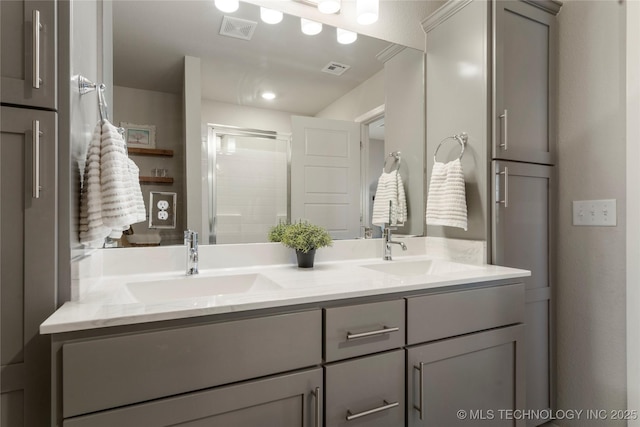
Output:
(261, 91), (276, 100)
(337, 28), (357, 45)
(300, 18), (322, 36)
(260, 7), (283, 24)
(214, 0), (239, 13)
(356, 0), (378, 25)
(318, 0), (340, 14)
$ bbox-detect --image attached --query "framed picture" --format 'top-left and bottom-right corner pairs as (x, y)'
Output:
(120, 122), (156, 149)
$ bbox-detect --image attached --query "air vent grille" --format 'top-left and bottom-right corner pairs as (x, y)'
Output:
(220, 16), (258, 41)
(321, 61), (351, 76)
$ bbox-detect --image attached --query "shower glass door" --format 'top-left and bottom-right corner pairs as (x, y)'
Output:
(207, 125), (290, 244)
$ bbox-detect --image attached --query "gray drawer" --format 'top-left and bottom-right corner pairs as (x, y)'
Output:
(62, 310), (322, 418)
(325, 350), (405, 427)
(407, 283), (524, 345)
(324, 300), (405, 362)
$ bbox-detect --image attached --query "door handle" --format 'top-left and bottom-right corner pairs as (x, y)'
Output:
(496, 167), (509, 208)
(346, 326), (399, 340)
(346, 400), (399, 421)
(499, 109), (508, 150)
(311, 387), (321, 427)
(414, 362), (425, 420)
(32, 10), (42, 89)
(32, 120), (42, 199)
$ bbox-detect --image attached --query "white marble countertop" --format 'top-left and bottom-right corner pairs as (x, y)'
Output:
(40, 255), (529, 334)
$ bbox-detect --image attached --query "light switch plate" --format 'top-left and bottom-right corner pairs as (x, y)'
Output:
(572, 199), (617, 226)
(149, 192), (177, 229)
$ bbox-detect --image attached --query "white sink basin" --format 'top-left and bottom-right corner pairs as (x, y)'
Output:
(126, 273), (282, 303)
(361, 259), (482, 277)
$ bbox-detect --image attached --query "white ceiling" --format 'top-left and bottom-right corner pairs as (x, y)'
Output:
(112, 1), (402, 116)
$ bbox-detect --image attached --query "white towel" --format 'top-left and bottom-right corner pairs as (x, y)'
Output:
(372, 170), (407, 226)
(426, 158), (468, 231)
(79, 120), (147, 246)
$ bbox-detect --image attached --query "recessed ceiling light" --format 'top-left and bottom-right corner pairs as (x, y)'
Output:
(260, 7), (283, 24)
(337, 28), (357, 45)
(214, 0), (239, 13)
(261, 92), (277, 100)
(301, 18), (322, 35)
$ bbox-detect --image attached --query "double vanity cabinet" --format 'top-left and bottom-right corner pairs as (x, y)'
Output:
(51, 279), (525, 427)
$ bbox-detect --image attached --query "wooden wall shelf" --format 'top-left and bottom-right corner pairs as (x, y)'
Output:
(128, 148), (174, 157)
(139, 176), (174, 184)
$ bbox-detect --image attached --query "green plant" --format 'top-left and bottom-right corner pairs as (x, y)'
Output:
(268, 221), (290, 243)
(280, 221), (333, 253)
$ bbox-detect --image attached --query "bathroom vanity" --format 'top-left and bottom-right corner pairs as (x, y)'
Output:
(43, 255), (528, 427)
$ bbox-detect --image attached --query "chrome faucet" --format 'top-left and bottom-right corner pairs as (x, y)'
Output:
(383, 227), (407, 261)
(184, 230), (199, 275)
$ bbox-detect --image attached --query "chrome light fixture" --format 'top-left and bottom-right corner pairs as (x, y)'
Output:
(300, 18), (323, 35)
(214, 0), (239, 13)
(260, 7), (283, 24)
(336, 28), (357, 44)
(356, 0), (378, 25)
(318, 0), (340, 14)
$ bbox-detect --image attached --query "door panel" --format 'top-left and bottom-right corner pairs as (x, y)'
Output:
(494, 1), (555, 164)
(291, 116), (361, 239)
(1, 106), (57, 427)
(407, 326), (525, 427)
(0, 0), (57, 109)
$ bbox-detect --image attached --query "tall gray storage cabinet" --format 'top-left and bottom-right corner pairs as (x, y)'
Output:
(1, 0), (58, 426)
(424, 1), (560, 426)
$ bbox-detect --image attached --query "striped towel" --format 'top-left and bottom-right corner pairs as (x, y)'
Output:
(79, 120), (146, 246)
(426, 158), (468, 231)
(372, 170), (407, 226)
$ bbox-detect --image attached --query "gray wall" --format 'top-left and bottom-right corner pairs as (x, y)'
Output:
(385, 47), (426, 237)
(113, 86), (185, 245)
(425, 0), (489, 241)
(556, 1), (627, 425)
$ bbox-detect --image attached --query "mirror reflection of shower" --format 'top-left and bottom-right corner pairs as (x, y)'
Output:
(206, 125), (290, 244)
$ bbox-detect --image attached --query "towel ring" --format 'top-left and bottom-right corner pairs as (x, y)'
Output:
(434, 132), (468, 163)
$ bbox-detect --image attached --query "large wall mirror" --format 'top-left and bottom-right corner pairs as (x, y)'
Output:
(111, 0), (425, 247)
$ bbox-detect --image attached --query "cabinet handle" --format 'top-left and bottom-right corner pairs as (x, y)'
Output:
(32, 120), (41, 199)
(414, 362), (425, 420)
(496, 166), (509, 208)
(312, 387), (321, 427)
(346, 400), (399, 421)
(346, 326), (399, 340)
(32, 10), (42, 89)
(499, 109), (508, 150)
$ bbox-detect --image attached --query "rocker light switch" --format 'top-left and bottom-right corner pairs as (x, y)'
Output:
(149, 192), (177, 229)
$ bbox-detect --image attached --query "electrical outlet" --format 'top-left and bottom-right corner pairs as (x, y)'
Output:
(572, 199), (617, 226)
(149, 192), (177, 229)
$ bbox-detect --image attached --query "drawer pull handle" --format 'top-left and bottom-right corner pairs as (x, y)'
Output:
(32, 10), (42, 89)
(496, 166), (509, 208)
(311, 387), (321, 427)
(32, 120), (42, 199)
(346, 400), (399, 421)
(414, 362), (425, 420)
(346, 326), (399, 340)
(499, 109), (508, 150)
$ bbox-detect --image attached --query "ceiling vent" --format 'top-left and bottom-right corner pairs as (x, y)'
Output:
(321, 61), (351, 76)
(220, 16), (258, 41)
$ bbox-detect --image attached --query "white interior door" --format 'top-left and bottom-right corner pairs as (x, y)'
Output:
(291, 115), (361, 239)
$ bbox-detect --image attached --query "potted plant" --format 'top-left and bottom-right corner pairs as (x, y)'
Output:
(269, 220), (332, 268)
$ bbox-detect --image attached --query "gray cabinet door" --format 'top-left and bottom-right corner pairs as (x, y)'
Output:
(1, 106), (57, 427)
(491, 160), (553, 426)
(407, 325), (525, 427)
(63, 368), (323, 427)
(493, 0), (557, 165)
(1, 0), (57, 109)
